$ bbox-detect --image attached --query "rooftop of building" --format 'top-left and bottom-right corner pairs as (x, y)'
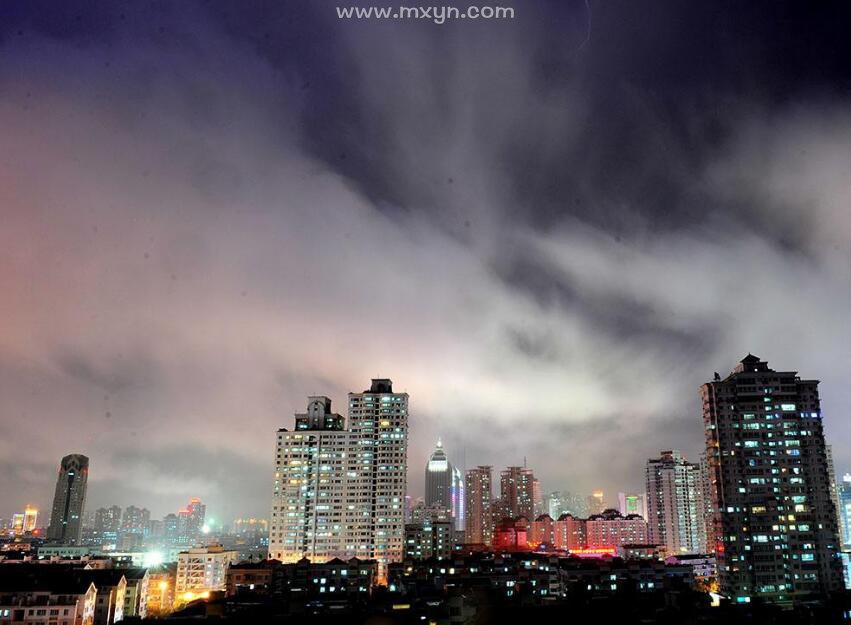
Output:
(0, 564), (96, 594)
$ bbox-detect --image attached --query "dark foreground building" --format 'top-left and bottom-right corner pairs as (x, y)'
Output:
(701, 355), (843, 604)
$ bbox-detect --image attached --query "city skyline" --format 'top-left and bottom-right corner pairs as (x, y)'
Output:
(3, 0), (851, 529)
(5, 353), (851, 526)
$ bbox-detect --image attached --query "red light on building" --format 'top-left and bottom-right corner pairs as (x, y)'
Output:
(570, 547), (616, 558)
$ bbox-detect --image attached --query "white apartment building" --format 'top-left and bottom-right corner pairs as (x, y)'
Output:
(175, 544), (238, 601)
(270, 379), (408, 582)
(645, 450), (707, 555)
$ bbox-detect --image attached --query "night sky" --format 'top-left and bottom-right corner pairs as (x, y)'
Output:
(2, 0), (851, 522)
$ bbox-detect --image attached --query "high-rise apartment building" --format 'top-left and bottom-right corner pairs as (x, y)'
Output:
(347, 379), (408, 579)
(645, 451), (706, 555)
(532, 478), (544, 517)
(46, 453), (89, 545)
(499, 466), (535, 521)
(121, 506), (151, 536)
(269, 380), (408, 581)
(701, 355), (843, 603)
(94, 505), (123, 542)
(465, 466), (493, 545)
(177, 498), (206, 545)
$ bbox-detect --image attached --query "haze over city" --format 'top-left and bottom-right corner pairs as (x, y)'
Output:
(3, 0), (851, 528)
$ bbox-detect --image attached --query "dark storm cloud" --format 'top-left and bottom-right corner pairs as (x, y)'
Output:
(1, 0), (851, 519)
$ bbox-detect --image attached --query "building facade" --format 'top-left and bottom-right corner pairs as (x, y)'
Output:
(645, 450), (707, 555)
(175, 544), (238, 601)
(499, 466), (535, 521)
(464, 466), (493, 546)
(701, 354), (844, 603)
(425, 440), (451, 514)
(47, 454), (89, 545)
(269, 380), (408, 581)
(584, 509), (649, 550)
(93, 506), (122, 544)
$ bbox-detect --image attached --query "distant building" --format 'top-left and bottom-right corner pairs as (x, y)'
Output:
(586, 491), (605, 516)
(120, 506), (150, 536)
(464, 466), (493, 546)
(10, 506), (38, 536)
(450, 465), (465, 532)
(547, 491), (588, 519)
(553, 513), (586, 551)
(499, 466), (535, 521)
(584, 509), (648, 550)
(645, 450), (706, 555)
(175, 544), (238, 602)
(701, 355), (844, 603)
(532, 478), (544, 517)
(231, 518), (268, 537)
(528, 514), (554, 547)
(93, 506), (122, 543)
(617, 492), (647, 519)
(176, 498), (205, 546)
(47, 454), (89, 545)
(425, 439), (465, 531)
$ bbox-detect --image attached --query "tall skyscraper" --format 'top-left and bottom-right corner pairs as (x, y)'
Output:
(701, 355), (843, 603)
(465, 466), (493, 545)
(46, 453), (89, 545)
(424, 439), (465, 532)
(645, 450), (706, 555)
(499, 466), (535, 520)
(425, 440), (451, 513)
(347, 379), (408, 579)
(450, 465), (465, 532)
(270, 380), (408, 581)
